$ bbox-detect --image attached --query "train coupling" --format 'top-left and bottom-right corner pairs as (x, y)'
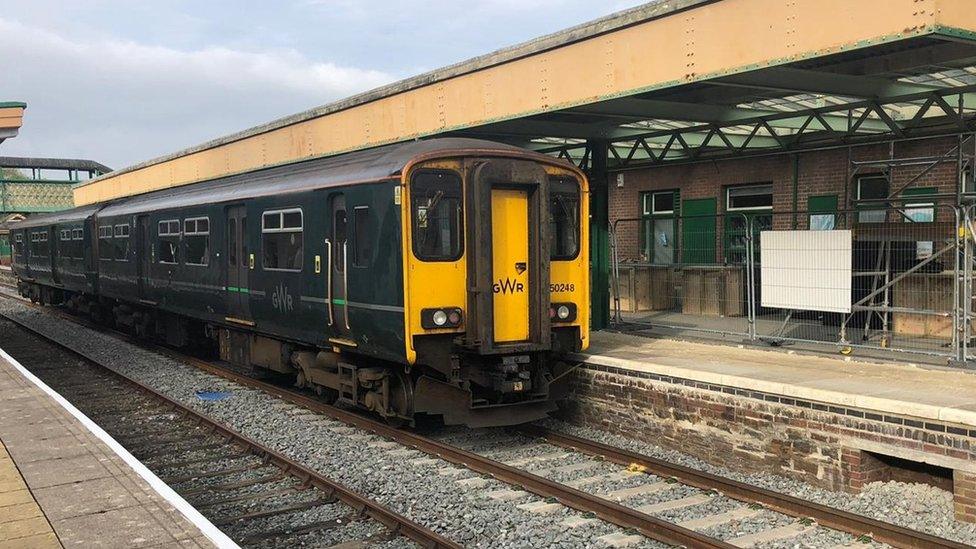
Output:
(489, 354), (533, 393)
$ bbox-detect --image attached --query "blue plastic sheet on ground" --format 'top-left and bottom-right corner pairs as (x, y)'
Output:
(195, 390), (233, 401)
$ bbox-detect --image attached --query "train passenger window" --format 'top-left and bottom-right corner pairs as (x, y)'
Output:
(184, 217), (210, 266)
(98, 225), (113, 261)
(228, 219), (237, 266)
(114, 224), (130, 261)
(550, 178), (581, 260)
(35, 231), (49, 258)
(410, 170), (463, 261)
(72, 229), (84, 259)
(334, 208), (347, 273)
(158, 219), (180, 264)
(352, 206), (372, 267)
(241, 216), (248, 266)
(262, 209), (303, 271)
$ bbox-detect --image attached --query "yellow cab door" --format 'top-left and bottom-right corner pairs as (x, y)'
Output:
(491, 189), (530, 343)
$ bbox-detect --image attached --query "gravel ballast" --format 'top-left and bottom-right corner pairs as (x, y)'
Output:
(0, 300), (669, 549)
(540, 417), (976, 545)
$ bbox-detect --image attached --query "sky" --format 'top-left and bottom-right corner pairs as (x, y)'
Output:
(0, 0), (646, 171)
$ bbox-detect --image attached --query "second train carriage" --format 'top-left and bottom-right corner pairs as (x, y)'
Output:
(11, 138), (590, 427)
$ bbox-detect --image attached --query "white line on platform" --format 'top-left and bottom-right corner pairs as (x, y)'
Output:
(0, 345), (240, 549)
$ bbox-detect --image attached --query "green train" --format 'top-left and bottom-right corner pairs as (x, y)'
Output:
(11, 139), (590, 427)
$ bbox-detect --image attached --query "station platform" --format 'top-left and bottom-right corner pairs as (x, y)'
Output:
(0, 349), (226, 548)
(567, 331), (976, 522)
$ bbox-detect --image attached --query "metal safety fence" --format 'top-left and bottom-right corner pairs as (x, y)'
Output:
(610, 203), (976, 362)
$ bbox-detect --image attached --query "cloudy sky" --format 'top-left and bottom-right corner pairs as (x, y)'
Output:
(0, 0), (645, 170)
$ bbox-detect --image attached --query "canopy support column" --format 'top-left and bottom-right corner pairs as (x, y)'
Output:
(587, 139), (610, 331)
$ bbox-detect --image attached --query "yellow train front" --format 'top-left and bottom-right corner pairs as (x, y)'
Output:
(400, 145), (589, 427)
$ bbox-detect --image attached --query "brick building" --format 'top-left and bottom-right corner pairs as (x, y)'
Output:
(610, 134), (967, 265)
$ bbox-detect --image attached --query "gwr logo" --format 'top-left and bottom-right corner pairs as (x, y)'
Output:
(493, 278), (525, 294)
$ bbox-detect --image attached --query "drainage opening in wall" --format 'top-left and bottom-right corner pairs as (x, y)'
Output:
(864, 450), (953, 492)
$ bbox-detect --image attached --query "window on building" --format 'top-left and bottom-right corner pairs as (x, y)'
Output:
(114, 224), (130, 261)
(352, 206), (372, 267)
(262, 209), (303, 271)
(640, 190), (678, 264)
(857, 175), (889, 223)
(98, 225), (113, 261)
(808, 195), (838, 231)
(411, 170), (463, 261)
(902, 187), (937, 260)
(726, 184), (773, 211)
(550, 178), (581, 260)
(183, 217), (210, 266)
(725, 184), (773, 264)
(901, 187), (936, 223)
(158, 219), (180, 264)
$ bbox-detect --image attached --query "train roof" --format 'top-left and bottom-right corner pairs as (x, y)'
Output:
(12, 204), (103, 230)
(97, 138), (562, 217)
(10, 139), (573, 227)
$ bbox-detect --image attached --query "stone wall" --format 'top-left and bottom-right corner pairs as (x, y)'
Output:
(560, 363), (976, 521)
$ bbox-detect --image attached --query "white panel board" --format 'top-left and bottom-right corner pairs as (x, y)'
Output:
(761, 230), (852, 313)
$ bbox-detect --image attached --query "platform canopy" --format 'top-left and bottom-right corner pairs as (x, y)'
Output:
(0, 102), (26, 147)
(75, 0), (976, 205)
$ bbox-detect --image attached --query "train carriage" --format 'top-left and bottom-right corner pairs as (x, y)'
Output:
(13, 138), (589, 427)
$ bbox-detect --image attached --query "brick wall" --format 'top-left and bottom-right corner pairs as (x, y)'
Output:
(610, 135), (963, 261)
(562, 364), (976, 520)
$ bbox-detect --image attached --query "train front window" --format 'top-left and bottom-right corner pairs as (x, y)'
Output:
(411, 171), (463, 261)
(550, 178), (580, 260)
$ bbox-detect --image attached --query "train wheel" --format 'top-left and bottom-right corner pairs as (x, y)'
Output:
(384, 370), (414, 427)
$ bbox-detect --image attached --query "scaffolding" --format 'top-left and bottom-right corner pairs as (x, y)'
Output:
(841, 135), (976, 360)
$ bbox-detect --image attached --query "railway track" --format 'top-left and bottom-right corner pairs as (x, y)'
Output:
(0, 289), (969, 548)
(0, 315), (457, 549)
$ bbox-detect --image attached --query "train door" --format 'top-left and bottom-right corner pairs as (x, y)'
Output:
(491, 189), (530, 342)
(225, 206), (250, 319)
(329, 194), (349, 336)
(136, 216), (150, 299)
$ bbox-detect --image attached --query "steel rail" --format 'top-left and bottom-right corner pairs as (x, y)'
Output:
(0, 293), (729, 548)
(0, 307), (459, 549)
(146, 346), (734, 549)
(517, 424), (970, 549)
(3, 290), (967, 548)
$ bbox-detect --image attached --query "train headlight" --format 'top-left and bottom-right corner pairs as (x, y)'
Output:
(421, 307), (463, 329)
(432, 310), (448, 326)
(550, 302), (577, 323)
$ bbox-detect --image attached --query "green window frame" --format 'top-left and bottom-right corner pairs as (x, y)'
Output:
(901, 187), (937, 223)
(808, 194), (838, 230)
(724, 184), (772, 265)
(856, 175), (889, 223)
(639, 190), (679, 264)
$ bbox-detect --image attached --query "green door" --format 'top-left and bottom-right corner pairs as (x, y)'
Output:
(681, 198), (716, 265)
